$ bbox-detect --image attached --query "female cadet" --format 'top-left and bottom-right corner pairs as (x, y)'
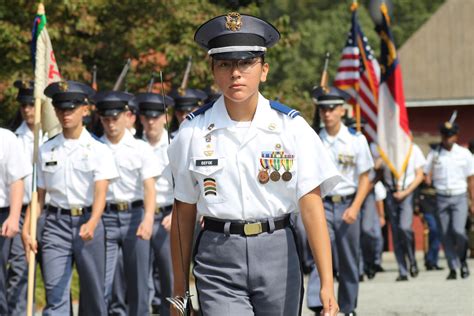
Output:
(168, 13), (341, 315)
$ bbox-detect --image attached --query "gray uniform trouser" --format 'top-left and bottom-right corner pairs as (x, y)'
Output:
(193, 220), (303, 316)
(435, 193), (469, 270)
(41, 210), (106, 316)
(149, 206), (173, 316)
(307, 198), (360, 314)
(0, 211), (11, 315)
(360, 192), (383, 271)
(6, 207), (28, 315)
(385, 191), (416, 276)
(103, 206), (150, 316)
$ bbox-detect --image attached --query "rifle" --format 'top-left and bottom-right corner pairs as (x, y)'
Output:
(113, 58), (131, 91)
(178, 57), (192, 95)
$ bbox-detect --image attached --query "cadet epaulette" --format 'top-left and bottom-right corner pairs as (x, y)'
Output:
(45, 134), (59, 143)
(269, 100), (300, 118)
(91, 133), (105, 143)
(348, 127), (360, 136)
(186, 101), (215, 120)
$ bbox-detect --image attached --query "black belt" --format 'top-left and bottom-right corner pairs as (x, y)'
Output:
(109, 200), (144, 212)
(324, 194), (355, 204)
(47, 205), (92, 216)
(203, 215), (291, 236)
(156, 204), (173, 215)
(0, 206), (9, 214)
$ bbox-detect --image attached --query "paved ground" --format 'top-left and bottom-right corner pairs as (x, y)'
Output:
(37, 251), (473, 315)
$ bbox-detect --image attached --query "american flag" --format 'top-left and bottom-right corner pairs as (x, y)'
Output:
(334, 9), (380, 142)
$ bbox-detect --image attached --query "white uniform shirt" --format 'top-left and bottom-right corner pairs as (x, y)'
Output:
(319, 124), (374, 196)
(144, 130), (174, 208)
(424, 143), (474, 195)
(37, 128), (119, 209)
(101, 129), (160, 202)
(168, 94), (341, 220)
(374, 181), (387, 202)
(375, 143), (426, 190)
(15, 121), (47, 204)
(0, 128), (32, 208)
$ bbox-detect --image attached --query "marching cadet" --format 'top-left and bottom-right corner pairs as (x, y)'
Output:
(94, 91), (159, 315)
(0, 127), (30, 315)
(424, 121), (474, 279)
(134, 92), (175, 316)
(169, 88), (207, 138)
(375, 141), (425, 281)
(3, 80), (39, 315)
(169, 13), (341, 316)
(307, 86), (373, 316)
(22, 80), (118, 315)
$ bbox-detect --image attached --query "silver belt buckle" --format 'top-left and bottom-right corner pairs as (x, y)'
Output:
(243, 222), (263, 236)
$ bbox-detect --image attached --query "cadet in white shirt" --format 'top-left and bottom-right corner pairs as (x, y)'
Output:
(169, 13), (341, 316)
(424, 121), (474, 279)
(5, 80), (40, 315)
(94, 91), (158, 316)
(375, 142), (426, 281)
(0, 127), (31, 315)
(307, 86), (373, 315)
(134, 92), (175, 316)
(22, 80), (118, 316)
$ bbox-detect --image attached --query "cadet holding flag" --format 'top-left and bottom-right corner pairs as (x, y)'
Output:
(22, 80), (118, 315)
(95, 91), (159, 315)
(307, 85), (373, 316)
(168, 13), (341, 316)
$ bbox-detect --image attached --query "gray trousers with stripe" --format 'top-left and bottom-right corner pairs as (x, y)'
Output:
(435, 193), (469, 270)
(41, 211), (107, 316)
(307, 198), (360, 314)
(103, 206), (150, 316)
(360, 192), (384, 272)
(0, 211), (10, 315)
(193, 222), (303, 316)
(385, 191), (416, 276)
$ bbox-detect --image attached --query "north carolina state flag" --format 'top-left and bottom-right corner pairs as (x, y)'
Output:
(376, 4), (412, 180)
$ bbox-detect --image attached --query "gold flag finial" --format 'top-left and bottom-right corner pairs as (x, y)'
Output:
(350, 0), (358, 12)
(380, 2), (390, 25)
(37, 3), (45, 15)
(320, 52), (330, 93)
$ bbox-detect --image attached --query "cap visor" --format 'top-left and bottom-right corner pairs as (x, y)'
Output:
(211, 51), (264, 60)
(99, 109), (124, 117)
(142, 110), (163, 118)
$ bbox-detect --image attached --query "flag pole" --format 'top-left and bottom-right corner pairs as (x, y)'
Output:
(351, 0), (362, 132)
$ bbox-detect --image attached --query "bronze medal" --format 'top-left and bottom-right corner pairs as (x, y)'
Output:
(258, 170), (269, 184)
(282, 171), (292, 181)
(270, 171), (281, 182)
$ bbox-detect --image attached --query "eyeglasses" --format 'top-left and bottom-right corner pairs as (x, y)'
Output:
(213, 58), (262, 73)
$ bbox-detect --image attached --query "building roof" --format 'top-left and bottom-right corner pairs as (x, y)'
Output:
(398, 0), (474, 107)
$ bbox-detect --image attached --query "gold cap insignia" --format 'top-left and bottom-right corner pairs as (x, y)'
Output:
(58, 80), (69, 92)
(444, 122), (452, 129)
(177, 87), (186, 97)
(225, 12), (242, 32)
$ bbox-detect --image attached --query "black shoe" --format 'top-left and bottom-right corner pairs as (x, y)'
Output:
(460, 262), (470, 279)
(446, 269), (457, 280)
(396, 275), (408, 281)
(345, 311), (357, 316)
(410, 264), (419, 278)
(373, 264), (385, 273)
(359, 274), (364, 282)
(426, 263), (445, 271)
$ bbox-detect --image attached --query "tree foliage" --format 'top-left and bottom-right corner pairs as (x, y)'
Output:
(0, 0), (445, 126)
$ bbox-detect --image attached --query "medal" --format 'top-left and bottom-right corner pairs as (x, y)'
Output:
(269, 151), (281, 182)
(258, 169), (269, 184)
(270, 171), (280, 182)
(282, 171), (292, 181)
(281, 154), (294, 182)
